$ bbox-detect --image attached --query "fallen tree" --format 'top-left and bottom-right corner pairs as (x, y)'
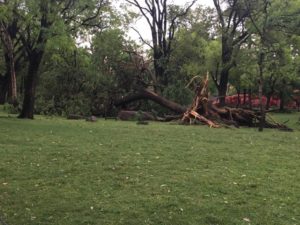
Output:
(114, 88), (186, 114)
(182, 75), (292, 130)
(114, 77), (292, 131)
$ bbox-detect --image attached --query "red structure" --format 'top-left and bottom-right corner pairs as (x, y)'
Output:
(213, 94), (299, 110)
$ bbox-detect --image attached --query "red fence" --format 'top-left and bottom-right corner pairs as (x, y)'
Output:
(213, 94), (299, 109)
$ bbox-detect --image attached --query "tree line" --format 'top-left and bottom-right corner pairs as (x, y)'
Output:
(0, 0), (299, 119)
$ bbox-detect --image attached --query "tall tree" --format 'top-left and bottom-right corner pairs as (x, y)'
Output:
(245, 0), (300, 130)
(212, 0), (250, 106)
(125, 0), (196, 91)
(15, 0), (111, 119)
(0, 0), (19, 105)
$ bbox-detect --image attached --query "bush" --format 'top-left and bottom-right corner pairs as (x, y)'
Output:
(3, 103), (19, 114)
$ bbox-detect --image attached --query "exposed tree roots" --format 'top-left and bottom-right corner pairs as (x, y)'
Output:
(181, 76), (292, 131)
(114, 78), (292, 131)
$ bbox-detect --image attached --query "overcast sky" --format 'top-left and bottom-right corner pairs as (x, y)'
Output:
(127, 0), (215, 43)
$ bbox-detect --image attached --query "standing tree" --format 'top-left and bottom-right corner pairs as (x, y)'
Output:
(246, 0), (300, 130)
(14, 0), (111, 119)
(0, 0), (19, 105)
(125, 0), (196, 91)
(212, 0), (250, 106)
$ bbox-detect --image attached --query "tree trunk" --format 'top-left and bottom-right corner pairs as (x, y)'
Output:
(243, 89), (246, 105)
(266, 77), (277, 111)
(258, 52), (265, 132)
(153, 55), (166, 92)
(266, 93), (272, 110)
(218, 69), (229, 106)
(19, 51), (43, 119)
(7, 53), (18, 106)
(0, 73), (8, 104)
(218, 35), (233, 107)
(279, 90), (285, 111)
(114, 88), (187, 114)
(248, 89), (252, 109)
(4, 53), (18, 106)
(237, 88), (241, 107)
(0, 23), (18, 105)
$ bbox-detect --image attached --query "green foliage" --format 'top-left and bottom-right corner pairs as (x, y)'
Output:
(2, 103), (18, 114)
(163, 81), (193, 106)
(36, 35), (94, 116)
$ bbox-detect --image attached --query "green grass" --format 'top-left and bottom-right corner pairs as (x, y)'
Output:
(0, 109), (300, 225)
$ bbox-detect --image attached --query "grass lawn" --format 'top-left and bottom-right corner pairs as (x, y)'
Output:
(0, 109), (299, 225)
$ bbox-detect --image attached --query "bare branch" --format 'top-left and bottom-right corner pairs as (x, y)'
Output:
(130, 26), (154, 49)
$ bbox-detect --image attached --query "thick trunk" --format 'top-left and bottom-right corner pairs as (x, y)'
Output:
(218, 35), (232, 107)
(19, 52), (43, 119)
(7, 54), (17, 106)
(4, 53), (18, 106)
(218, 69), (229, 106)
(153, 51), (167, 92)
(243, 89), (246, 105)
(0, 74), (8, 104)
(114, 88), (187, 114)
(0, 22), (18, 106)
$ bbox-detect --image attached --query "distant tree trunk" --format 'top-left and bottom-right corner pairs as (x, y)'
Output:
(266, 89), (276, 110)
(0, 21), (18, 105)
(237, 87), (241, 107)
(279, 90), (285, 111)
(19, 51), (43, 119)
(266, 93), (271, 110)
(0, 74), (8, 104)
(266, 75), (276, 111)
(243, 89), (246, 105)
(248, 88), (252, 109)
(258, 52), (265, 132)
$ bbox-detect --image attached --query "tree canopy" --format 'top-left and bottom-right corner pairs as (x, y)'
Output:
(0, 0), (299, 119)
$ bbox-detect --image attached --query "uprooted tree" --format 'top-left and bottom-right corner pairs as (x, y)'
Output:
(115, 74), (292, 131)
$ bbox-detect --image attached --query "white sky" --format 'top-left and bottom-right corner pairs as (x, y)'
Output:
(79, 0), (215, 48)
(127, 0), (215, 44)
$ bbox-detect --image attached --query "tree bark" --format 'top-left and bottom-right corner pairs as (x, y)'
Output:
(243, 89), (247, 105)
(266, 94), (271, 110)
(0, 22), (18, 105)
(248, 88), (252, 109)
(258, 52), (265, 132)
(279, 90), (285, 111)
(0, 74), (8, 104)
(125, 0), (196, 91)
(18, 51), (43, 119)
(237, 88), (241, 107)
(218, 35), (232, 106)
(114, 88), (187, 114)
(218, 69), (229, 106)
(213, 0), (250, 106)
